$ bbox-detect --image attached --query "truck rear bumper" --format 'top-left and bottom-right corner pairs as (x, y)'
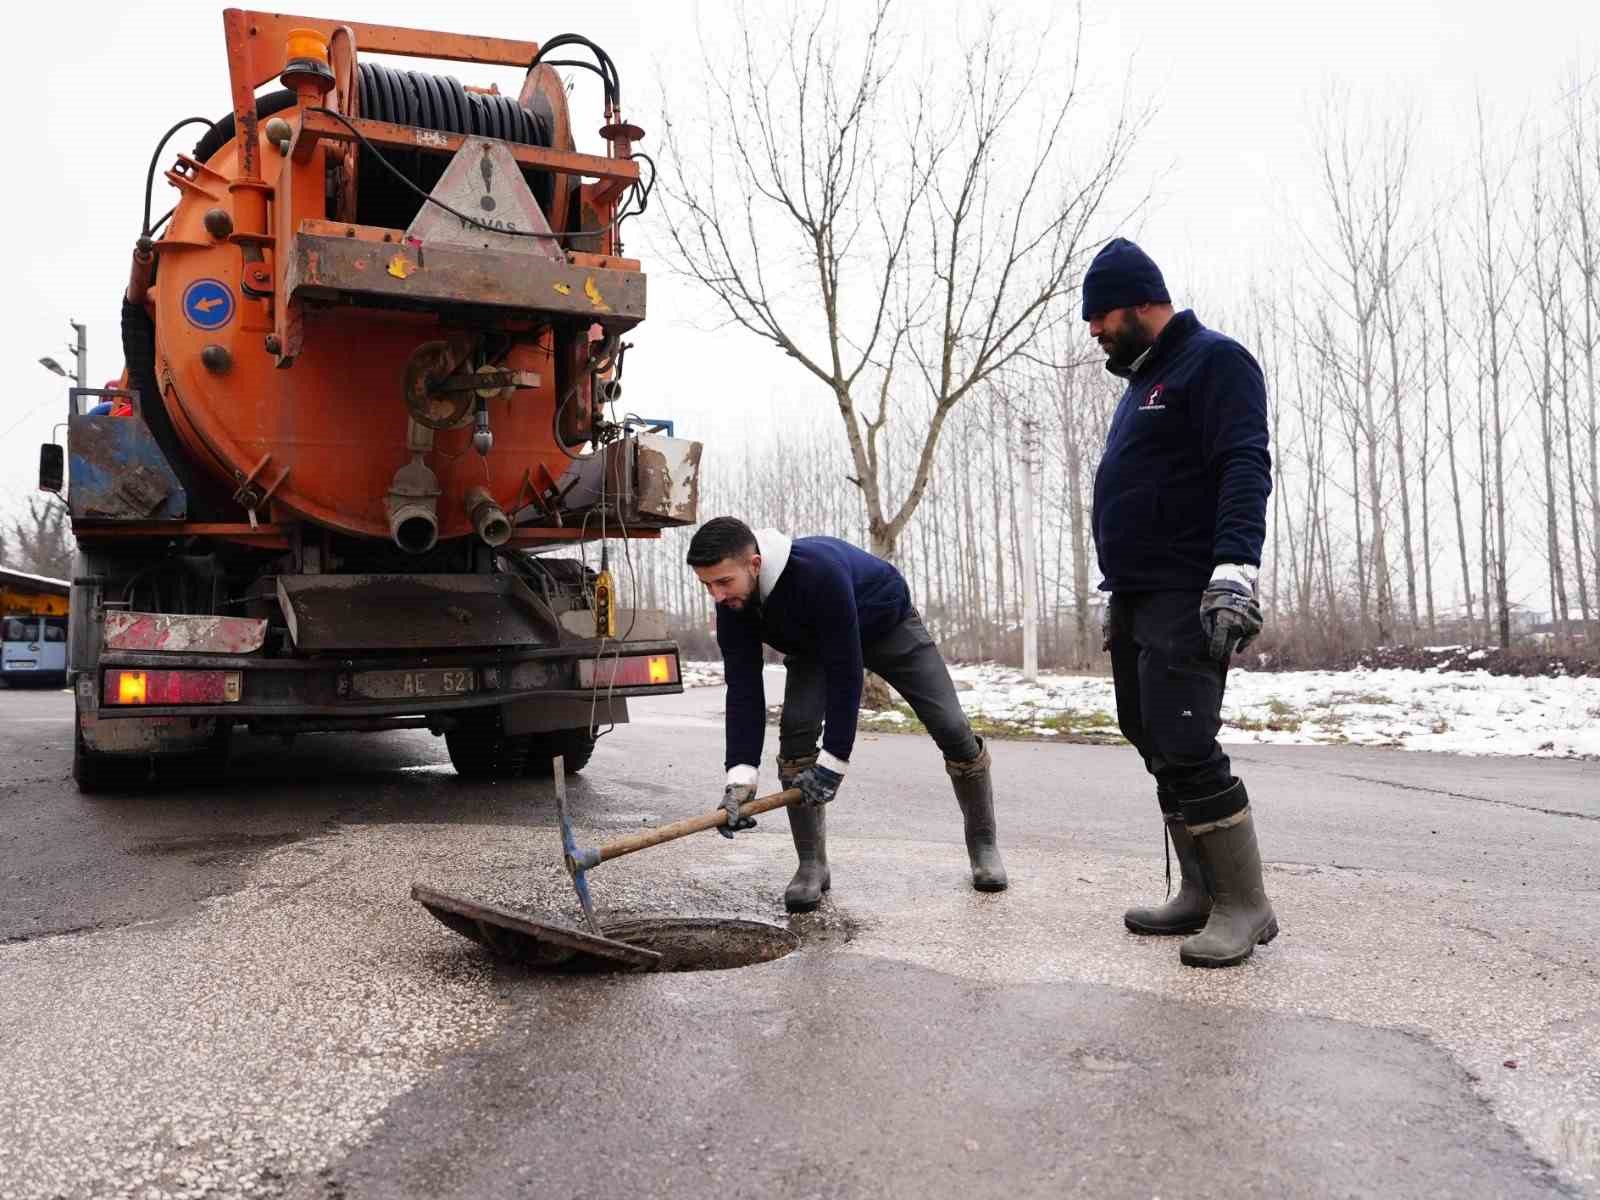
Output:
(83, 640), (682, 723)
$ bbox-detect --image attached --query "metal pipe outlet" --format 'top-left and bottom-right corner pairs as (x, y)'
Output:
(385, 458), (441, 554)
(465, 486), (512, 547)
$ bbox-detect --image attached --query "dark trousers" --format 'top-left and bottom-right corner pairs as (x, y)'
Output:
(1108, 590), (1234, 807)
(778, 610), (980, 765)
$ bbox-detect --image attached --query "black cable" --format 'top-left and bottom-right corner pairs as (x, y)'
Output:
(309, 107), (646, 244)
(537, 59), (612, 91)
(530, 34), (620, 106)
(144, 116), (216, 236)
(150, 206), (177, 236)
(552, 377), (599, 460)
(621, 152), (656, 223)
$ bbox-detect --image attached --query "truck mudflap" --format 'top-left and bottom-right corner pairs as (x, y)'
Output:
(78, 710), (220, 755)
(275, 573), (560, 651)
(84, 639), (683, 725)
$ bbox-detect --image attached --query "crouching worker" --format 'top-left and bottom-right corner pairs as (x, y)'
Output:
(687, 517), (1005, 911)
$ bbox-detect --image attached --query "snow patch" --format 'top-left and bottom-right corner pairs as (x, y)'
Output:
(688, 658), (1600, 758)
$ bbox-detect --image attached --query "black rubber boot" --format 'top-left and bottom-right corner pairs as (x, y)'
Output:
(778, 754), (829, 913)
(1180, 789), (1278, 968)
(1123, 805), (1211, 935)
(946, 738), (1007, 892)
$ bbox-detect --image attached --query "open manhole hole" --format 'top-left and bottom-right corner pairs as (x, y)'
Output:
(599, 917), (799, 973)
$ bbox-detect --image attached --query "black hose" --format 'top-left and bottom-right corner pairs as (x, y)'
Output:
(352, 62), (554, 228)
(191, 90), (299, 164)
(530, 34), (620, 107)
(120, 300), (233, 521)
(144, 117), (217, 236)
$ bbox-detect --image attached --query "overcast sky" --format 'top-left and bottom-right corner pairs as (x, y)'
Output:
(2, 0), (1596, 553)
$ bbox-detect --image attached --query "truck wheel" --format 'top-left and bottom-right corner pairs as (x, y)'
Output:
(524, 727), (597, 777)
(72, 724), (151, 794)
(445, 711), (531, 781)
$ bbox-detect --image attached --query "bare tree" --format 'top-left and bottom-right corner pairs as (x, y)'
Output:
(1562, 71), (1600, 638)
(1520, 145), (1570, 644)
(1308, 94), (1418, 642)
(1430, 232), (1477, 631)
(1555, 228), (1592, 632)
(1415, 274), (1438, 634)
(1467, 98), (1527, 646)
(1378, 231), (1422, 635)
(2, 497), (75, 581)
(659, 1), (1144, 560)
(1054, 364), (1099, 665)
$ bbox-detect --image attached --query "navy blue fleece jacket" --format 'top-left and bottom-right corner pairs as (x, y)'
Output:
(717, 532), (910, 775)
(1091, 310), (1272, 592)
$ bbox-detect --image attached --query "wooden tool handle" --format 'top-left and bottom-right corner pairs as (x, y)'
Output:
(596, 788), (802, 864)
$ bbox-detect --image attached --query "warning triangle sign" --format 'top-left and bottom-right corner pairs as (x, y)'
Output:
(405, 136), (564, 260)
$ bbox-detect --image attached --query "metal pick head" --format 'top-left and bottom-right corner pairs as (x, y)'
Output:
(554, 756), (601, 936)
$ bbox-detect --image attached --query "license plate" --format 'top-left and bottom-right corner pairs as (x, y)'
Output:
(349, 668), (477, 700)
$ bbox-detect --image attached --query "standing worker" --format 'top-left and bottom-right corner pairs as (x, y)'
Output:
(1084, 238), (1278, 968)
(686, 518), (1005, 911)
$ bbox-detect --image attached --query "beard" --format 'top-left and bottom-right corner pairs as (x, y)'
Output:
(1101, 322), (1154, 372)
(716, 567), (762, 611)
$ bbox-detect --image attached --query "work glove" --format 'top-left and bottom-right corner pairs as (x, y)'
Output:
(793, 763), (844, 807)
(1200, 569), (1263, 662)
(719, 782), (758, 839)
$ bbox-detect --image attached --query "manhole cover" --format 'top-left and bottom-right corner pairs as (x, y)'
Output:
(599, 917), (799, 973)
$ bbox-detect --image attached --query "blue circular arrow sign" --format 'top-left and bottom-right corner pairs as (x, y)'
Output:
(182, 278), (235, 330)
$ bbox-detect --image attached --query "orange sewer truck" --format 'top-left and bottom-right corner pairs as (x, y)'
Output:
(40, 12), (699, 791)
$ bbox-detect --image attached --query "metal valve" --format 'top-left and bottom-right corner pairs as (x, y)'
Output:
(473, 405), (494, 456)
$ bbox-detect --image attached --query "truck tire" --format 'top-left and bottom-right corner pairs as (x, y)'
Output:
(72, 723), (151, 794)
(445, 710), (531, 781)
(524, 727), (597, 777)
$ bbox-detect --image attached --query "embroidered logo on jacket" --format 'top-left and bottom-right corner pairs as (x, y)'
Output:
(1140, 383), (1166, 411)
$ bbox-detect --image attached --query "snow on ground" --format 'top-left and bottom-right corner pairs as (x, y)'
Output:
(680, 661), (727, 689)
(682, 660), (1600, 760)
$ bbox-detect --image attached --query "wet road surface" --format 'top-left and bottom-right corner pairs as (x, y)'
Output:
(1, 680), (1595, 1198)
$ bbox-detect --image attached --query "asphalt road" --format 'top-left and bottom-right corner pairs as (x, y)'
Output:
(1, 678), (1596, 1199)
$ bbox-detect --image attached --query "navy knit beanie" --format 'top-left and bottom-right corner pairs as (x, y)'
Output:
(1080, 238), (1170, 319)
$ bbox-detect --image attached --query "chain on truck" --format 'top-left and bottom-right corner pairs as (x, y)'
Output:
(37, 11), (702, 793)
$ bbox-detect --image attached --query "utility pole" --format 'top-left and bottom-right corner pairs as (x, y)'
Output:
(68, 320), (88, 390)
(1020, 414), (1039, 682)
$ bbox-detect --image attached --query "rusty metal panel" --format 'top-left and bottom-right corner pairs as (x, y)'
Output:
(285, 232), (646, 328)
(67, 414), (187, 521)
(632, 435), (702, 525)
(294, 222), (641, 273)
(557, 435), (702, 529)
(104, 611), (268, 654)
(556, 608), (670, 641)
(276, 573), (561, 651)
(80, 712), (218, 754)
(500, 695), (628, 735)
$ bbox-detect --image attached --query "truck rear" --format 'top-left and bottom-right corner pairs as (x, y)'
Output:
(39, 11), (699, 791)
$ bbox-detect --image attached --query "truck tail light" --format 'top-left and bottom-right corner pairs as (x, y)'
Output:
(578, 653), (680, 689)
(103, 669), (243, 705)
